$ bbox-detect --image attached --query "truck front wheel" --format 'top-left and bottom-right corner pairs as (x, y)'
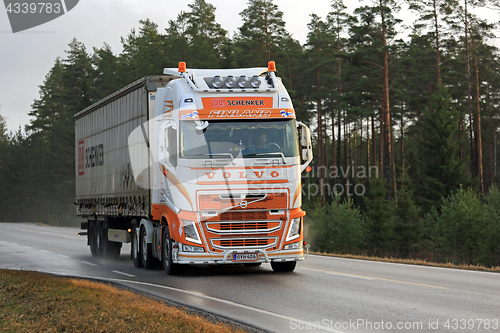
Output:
(162, 226), (188, 275)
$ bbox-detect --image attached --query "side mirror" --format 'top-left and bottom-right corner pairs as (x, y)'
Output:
(296, 121), (313, 173)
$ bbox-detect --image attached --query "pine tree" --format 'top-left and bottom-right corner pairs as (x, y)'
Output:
(92, 43), (121, 100)
(234, 0), (290, 67)
(119, 19), (167, 82)
(184, 0), (227, 68)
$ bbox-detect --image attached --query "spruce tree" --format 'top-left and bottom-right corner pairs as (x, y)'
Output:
(414, 85), (466, 209)
(363, 177), (394, 256)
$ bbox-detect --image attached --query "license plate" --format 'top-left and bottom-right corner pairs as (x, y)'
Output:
(233, 253), (258, 262)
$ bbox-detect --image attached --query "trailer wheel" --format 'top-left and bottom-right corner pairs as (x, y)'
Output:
(131, 221), (143, 268)
(271, 261), (296, 272)
(140, 226), (153, 269)
(89, 221), (99, 257)
(162, 226), (188, 275)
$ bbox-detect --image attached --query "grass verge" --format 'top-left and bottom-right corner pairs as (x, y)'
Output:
(311, 252), (500, 273)
(0, 269), (249, 333)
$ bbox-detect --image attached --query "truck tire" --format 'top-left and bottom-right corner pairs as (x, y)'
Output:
(162, 226), (188, 275)
(140, 226), (154, 269)
(271, 261), (296, 272)
(101, 218), (121, 260)
(131, 221), (143, 268)
(89, 221), (99, 257)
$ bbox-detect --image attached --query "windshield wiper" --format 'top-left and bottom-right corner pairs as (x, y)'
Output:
(245, 152), (286, 164)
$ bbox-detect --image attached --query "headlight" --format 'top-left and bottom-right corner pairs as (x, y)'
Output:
(284, 240), (303, 250)
(238, 75), (250, 88)
(225, 75), (237, 88)
(212, 75), (224, 89)
(182, 244), (205, 252)
(286, 217), (301, 242)
(182, 220), (202, 244)
(250, 75), (261, 88)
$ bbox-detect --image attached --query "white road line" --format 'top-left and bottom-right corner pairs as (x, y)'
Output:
(40, 250), (49, 253)
(322, 271), (373, 280)
(309, 254), (500, 275)
(98, 277), (345, 333)
(112, 271), (136, 278)
(59, 255), (69, 259)
(19, 228), (80, 239)
(80, 261), (97, 267)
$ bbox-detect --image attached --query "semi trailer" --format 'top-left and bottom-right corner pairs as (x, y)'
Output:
(75, 61), (312, 274)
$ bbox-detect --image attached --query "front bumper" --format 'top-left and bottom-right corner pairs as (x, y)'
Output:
(173, 247), (307, 265)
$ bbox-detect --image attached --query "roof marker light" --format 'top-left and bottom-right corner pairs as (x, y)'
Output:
(178, 62), (187, 73)
(268, 61), (276, 72)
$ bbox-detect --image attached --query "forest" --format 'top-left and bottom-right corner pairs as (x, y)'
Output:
(0, 0), (499, 267)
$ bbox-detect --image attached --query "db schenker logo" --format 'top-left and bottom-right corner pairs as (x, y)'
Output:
(3, 0), (79, 33)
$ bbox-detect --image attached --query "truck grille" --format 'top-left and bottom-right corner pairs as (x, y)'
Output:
(206, 221), (281, 233)
(211, 237), (277, 249)
(219, 211), (267, 221)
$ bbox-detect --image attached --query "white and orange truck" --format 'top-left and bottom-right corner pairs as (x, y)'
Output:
(76, 62), (312, 274)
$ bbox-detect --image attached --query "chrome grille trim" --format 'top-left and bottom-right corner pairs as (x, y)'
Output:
(206, 220), (282, 234)
(210, 237), (278, 250)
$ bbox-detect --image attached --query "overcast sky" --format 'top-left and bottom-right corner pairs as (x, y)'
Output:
(0, 0), (498, 132)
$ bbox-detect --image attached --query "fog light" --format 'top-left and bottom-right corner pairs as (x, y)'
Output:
(284, 241), (303, 250)
(182, 244), (205, 252)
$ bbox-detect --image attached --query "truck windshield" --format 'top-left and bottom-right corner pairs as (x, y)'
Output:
(180, 119), (299, 159)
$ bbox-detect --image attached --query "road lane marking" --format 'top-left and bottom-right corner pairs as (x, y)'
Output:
(300, 267), (449, 289)
(19, 228), (80, 239)
(80, 261), (97, 266)
(59, 255), (69, 259)
(112, 270), (136, 278)
(40, 250), (49, 253)
(88, 276), (345, 333)
(322, 271), (373, 280)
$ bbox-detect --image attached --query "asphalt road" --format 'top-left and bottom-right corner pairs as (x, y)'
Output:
(1, 222), (499, 333)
